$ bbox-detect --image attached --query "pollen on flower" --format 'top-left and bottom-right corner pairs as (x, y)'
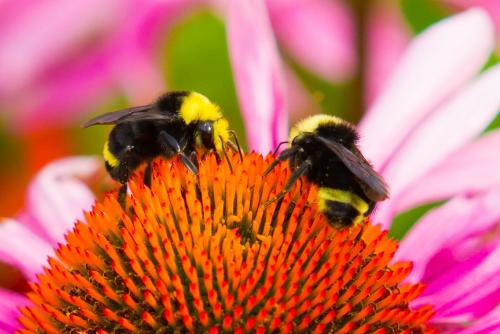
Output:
(17, 153), (437, 333)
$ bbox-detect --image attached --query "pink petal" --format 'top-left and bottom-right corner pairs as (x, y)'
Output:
(0, 0), (122, 94)
(267, 0), (355, 82)
(451, 307), (500, 334)
(0, 219), (53, 280)
(227, 0), (288, 153)
(445, 0), (500, 46)
(394, 189), (500, 283)
(2, 0), (192, 131)
(359, 8), (494, 170)
(373, 63), (500, 224)
(416, 246), (500, 323)
(0, 288), (29, 332)
(20, 156), (100, 246)
(111, 46), (165, 104)
(394, 130), (500, 213)
(366, 0), (410, 105)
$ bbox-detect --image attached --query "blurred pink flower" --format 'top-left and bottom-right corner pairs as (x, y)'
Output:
(0, 0), (353, 142)
(266, 0), (355, 82)
(0, 0), (194, 131)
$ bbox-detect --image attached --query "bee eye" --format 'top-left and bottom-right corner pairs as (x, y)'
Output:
(198, 122), (214, 147)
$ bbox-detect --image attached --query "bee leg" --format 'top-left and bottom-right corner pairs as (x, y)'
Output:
(263, 146), (299, 176)
(228, 130), (244, 162)
(118, 182), (127, 209)
(143, 161), (152, 187)
(265, 160), (311, 207)
(159, 131), (198, 174)
(219, 137), (233, 173)
(116, 146), (135, 209)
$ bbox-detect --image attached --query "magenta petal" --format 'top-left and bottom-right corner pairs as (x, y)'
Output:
(359, 8), (494, 170)
(21, 156), (99, 246)
(0, 219), (53, 280)
(0, 289), (29, 332)
(416, 246), (500, 323)
(227, 0), (288, 153)
(379, 64), (500, 198)
(394, 130), (500, 212)
(450, 306), (500, 334)
(394, 189), (500, 283)
(268, 0), (355, 82)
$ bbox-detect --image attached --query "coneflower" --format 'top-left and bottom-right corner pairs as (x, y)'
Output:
(17, 153), (436, 333)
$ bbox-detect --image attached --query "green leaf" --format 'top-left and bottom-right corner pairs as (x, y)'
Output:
(287, 59), (357, 123)
(400, 0), (449, 33)
(389, 201), (444, 240)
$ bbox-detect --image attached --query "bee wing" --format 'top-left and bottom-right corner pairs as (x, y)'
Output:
(82, 104), (178, 128)
(316, 136), (389, 201)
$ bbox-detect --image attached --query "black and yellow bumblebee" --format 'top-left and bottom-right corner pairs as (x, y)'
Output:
(265, 114), (389, 227)
(83, 91), (241, 206)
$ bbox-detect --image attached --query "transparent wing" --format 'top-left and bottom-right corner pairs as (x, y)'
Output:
(316, 135), (389, 201)
(82, 104), (177, 127)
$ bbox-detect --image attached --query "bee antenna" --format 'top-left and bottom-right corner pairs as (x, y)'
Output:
(220, 136), (234, 173)
(272, 141), (289, 156)
(228, 130), (243, 161)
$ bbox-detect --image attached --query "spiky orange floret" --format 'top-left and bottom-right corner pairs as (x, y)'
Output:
(18, 153), (436, 333)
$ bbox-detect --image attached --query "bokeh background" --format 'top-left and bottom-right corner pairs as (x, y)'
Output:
(1, 0), (499, 289)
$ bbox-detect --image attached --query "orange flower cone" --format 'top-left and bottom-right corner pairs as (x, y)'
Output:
(18, 153), (436, 333)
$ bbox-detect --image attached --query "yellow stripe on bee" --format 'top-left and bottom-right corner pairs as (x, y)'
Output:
(103, 141), (119, 167)
(289, 114), (345, 143)
(179, 92), (222, 124)
(317, 187), (369, 215)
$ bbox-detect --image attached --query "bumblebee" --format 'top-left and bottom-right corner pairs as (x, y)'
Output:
(265, 114), (389, 227)
(83, 91), (241, 206)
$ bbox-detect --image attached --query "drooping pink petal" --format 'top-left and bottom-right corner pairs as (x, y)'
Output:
(0, 288), (29, 332)
(366, 0), (410, 105)
(0, 219), (53, 280)
(374, 63), (500, 222)
(267, 0), (355, 82)
(227, 0), (288, 153)
(20, 157), (100, 246)
(394, 130), (500, 212)
(359, 8), (494, 170)
(394, 189), (500, 283)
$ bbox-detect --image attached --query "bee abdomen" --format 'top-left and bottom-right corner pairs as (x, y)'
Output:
(318, 188), (369, 226)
